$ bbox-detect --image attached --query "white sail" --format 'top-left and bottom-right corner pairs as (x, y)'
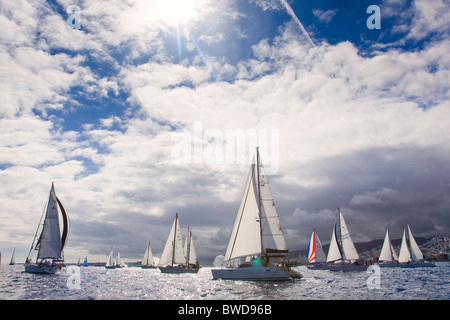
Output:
(407, 225), (424, 261)
(315, 233), (326, 263)
(37, 184), (61, 259)
(391, 243), (399, 261)
(398, 228), (411, 263)
(34, 183), (69, 261)
(326, 221), (342, 263)
(379, 229), (396, 262)
(184, 227), (198, 265)
(106, 248), (114, 267)
(258, 155), (287, 253)
(224, 163), (262, 263)
(116, 251), (121, 266)
(142, 242), (155, 266)
(339, 211), (360, 261)
(159, 213), (185, 267)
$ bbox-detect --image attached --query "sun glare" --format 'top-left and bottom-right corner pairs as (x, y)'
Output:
(154, 0), (206, 25)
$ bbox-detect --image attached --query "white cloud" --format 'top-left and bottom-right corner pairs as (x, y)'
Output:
(313, 9), (337, 23)
(408, 0), (450, 40)
(350, 188), (400, 206)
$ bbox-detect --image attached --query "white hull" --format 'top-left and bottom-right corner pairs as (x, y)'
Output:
(159, 266), (199, 274)
(211, 266), (293, 281)
(24, 264), (59, 274)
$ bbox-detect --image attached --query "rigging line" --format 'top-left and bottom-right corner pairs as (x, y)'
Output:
(26, 196), (48, 262)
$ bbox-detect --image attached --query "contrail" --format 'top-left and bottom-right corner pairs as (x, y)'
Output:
(279, 0), (315, 47)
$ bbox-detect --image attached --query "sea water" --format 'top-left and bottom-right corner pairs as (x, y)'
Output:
(0, 263), (449, 300)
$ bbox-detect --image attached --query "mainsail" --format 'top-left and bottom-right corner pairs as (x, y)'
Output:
(326, 209), (360, 263)
(33, 183), (69, 262)
(223, 148), (287, 265)
(379, 229), (398, 262)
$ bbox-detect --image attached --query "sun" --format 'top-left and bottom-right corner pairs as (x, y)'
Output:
(154, 0), (206, 25)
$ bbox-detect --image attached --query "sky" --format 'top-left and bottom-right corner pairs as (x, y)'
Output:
(0, 0), (449, 264)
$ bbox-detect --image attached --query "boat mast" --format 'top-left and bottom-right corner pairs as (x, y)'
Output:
(186, 227), (191, 267)
(26, 192), (49, 263)
(336, 207), (344, 261)
(171, 213), (178, 267)
(255, 147), (264, 258)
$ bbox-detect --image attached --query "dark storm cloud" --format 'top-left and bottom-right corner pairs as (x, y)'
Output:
(277, 145), (450, 250)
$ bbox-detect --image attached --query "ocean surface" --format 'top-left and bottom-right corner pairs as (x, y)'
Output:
(0, 263), (449, 300)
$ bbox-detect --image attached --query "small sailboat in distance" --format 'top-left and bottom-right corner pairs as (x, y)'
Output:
(9, 248), (15, 265)
(398, 224), (435, 268)
(158, 213), (199, 273)
(211, 148), (301, 280)
(184, 226), (200, 271)
(377, 224), (399, 267)
(306, 230), (326, 268)
(105, 248), (115, 269)
(115, 250), (125, 268)
(320, 208), (365, 271)
(141, 241), (156, 269)
(24, 183), (69, 274)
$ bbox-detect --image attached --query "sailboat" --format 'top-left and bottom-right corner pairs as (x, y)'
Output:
(24, 183), (69, 274)
(376, 226), (399, 267)
(158, 213), (199, 273)
(184, 226), (200, 271)
(306, 230), (326, 268)
(211, 148), (301, 281)
(9, 248), (15, 265)
(322, 208), (364, 271)
(115, 250), (125, 268)
(105, 248), (115, 269)
(141, 241), (156, 269)
(398, 224), (435, 268)
(82, 257), (88, 267)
